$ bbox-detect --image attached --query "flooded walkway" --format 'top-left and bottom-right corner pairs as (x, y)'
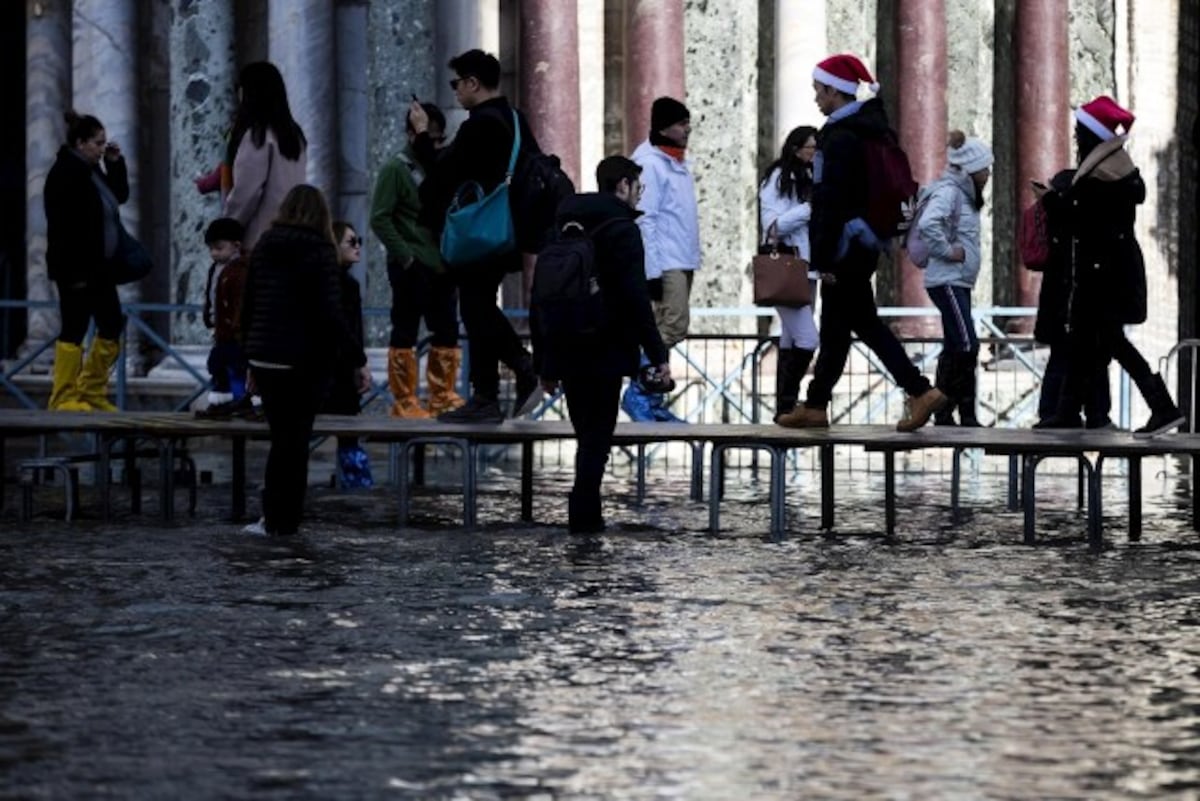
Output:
(2, 464), (1199, 799)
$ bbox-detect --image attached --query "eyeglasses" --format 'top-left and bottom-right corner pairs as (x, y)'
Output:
(344, 236), (363, 247)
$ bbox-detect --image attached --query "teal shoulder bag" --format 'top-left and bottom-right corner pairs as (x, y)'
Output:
(440, 109), (520, 266)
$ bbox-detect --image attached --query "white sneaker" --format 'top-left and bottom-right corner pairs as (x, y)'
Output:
(242, 518), (267, 536)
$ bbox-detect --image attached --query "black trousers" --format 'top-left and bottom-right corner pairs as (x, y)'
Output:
(1040, 342), (1111, 423)
(1060, 319), (1155, 413)
(253, 365), (327, 535)
(388, 259), (459, 349)
(455, 255), (529, 399)
(805, 272), (931, 408)
(56, 280), (124, 344)
(563, 372), (623, 529)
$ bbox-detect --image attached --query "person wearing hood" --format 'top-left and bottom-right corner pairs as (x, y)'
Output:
(777, 54), (947, 432)
(1034, 96), (1184, 437)
(43, 111), (129, 412)
(533, 156), (670, 534)
(622, 96), (701, 424)
(917, 131), (993, 426)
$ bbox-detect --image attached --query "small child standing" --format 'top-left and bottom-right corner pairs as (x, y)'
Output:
(199, 217), (252, 415)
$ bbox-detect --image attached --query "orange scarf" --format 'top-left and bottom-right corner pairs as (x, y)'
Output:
(657, 145), (687, 163)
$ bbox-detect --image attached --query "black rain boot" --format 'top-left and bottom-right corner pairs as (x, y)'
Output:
(774, 348), (814, 423)
(955, 350), (982, 427)
(1133, 373), (1186, 438)
(933, 356), (957, 426)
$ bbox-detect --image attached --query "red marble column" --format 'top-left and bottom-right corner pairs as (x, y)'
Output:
(623, 0), (685, 151)
(1014, 0), (1070, 320)
(519, 0), (580, 186)
(895, 0), (947, 333)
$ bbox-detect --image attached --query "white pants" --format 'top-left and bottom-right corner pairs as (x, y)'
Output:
(775, 280), (819, 349)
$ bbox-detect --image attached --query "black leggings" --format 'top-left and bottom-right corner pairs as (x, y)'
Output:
(57, 281), (124, 344)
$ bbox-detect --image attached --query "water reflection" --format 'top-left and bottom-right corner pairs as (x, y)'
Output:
(0, 469), (1198, 798)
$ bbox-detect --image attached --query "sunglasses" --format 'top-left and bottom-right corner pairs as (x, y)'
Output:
(344, 236), (363, 247)
(449, 76), (474, 91)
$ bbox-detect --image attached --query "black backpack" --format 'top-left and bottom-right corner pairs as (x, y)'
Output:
(530, 219), (620, 342)
(477, 107), (576, 253)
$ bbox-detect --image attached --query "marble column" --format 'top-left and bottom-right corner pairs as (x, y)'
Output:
(73, 0), (141, 366)
(682, 0), (759, 324)
(24, 0), (72, 358)
(435, 0), (500, 136)
(775, 0), (827, 143)
(365, 0), (438, 338)
(1013, 0), (1069, 320)
(624, 0), (685, 152)
(169, 0), (235, 344)
(895, 0), (946, 331)
(268, 0), (337, 201)
(577, 0), (604, 191)
(519, 0), (581, 186)
(336, 0), (370, 290)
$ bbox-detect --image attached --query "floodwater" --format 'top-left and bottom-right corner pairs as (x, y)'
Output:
(2, 449), (1200, 800)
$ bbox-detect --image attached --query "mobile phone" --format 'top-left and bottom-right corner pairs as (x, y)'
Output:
(1030, 179), (1047, 190)
(411, 93), (420, 103)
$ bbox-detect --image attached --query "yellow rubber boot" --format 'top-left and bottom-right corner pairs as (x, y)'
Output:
(426, 346), (466, 417)
(48, 341), (91, 411)
(387, 347), (430, 419)
(77, 336), (121, 412)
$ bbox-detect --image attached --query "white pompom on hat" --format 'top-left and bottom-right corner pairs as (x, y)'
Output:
(1074, 95), (1135, 141)
(813, 54), (880, 96)
(947, 136), (994, 175)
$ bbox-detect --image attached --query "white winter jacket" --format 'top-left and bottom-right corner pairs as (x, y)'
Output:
(917, 167), (982, 289)
(631, 140), (702, 279)
(758, 167), (811, 261)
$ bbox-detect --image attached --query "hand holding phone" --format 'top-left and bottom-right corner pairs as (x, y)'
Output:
(1030, 179), (1049, 198)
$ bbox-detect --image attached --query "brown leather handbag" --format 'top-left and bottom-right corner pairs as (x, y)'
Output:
(751, 222), (811, 307)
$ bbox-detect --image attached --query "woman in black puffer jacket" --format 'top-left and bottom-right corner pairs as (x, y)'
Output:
(240, 185), (366, 536)
(1035, 96), (1184, 437)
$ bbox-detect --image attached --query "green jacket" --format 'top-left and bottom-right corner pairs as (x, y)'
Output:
(369, 151), (442, 271)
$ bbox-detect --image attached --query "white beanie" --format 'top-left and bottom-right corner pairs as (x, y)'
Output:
(947, 137), (993, 174)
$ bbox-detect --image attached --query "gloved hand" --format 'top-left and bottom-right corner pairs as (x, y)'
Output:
(647, 278), (664, 302)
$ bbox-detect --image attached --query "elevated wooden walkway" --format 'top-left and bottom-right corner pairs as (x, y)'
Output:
(1, 410), (1197, 550)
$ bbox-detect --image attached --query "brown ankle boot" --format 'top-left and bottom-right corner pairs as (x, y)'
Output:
(777, 405), (829, 428)
(896, 387), (949, 432)
(387, 347), (430, 419)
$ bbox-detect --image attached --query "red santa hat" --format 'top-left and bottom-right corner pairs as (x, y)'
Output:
(1074, 95), (1135, 141)
(813, 54), (880, 96)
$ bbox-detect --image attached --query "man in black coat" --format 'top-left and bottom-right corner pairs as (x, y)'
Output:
(777, 53), (947, 432)
(408, 49), (541, 424)
(534, 156), (671, 534)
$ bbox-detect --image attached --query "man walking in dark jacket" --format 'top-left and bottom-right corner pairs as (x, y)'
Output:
(409, 49), (541, 424)
(778, 54), (946, 432)
(534, 156), (671, 533)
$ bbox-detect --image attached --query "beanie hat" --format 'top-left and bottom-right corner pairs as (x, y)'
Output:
(813, 54), (880, 96)
(1074, 95), (1135, 141)
(205, 217), (245, 245)
(947, 136), (993, 174)
(650, 96), (690, 133)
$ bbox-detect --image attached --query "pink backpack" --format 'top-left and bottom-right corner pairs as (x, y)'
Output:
(903, 184), (963, 269)
(1018, 198), (1051, 268)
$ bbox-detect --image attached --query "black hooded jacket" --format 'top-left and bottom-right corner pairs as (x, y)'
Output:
(533, 192), (668, 380)
(43, 146), (129, 284)
(809, 98), (894, 276)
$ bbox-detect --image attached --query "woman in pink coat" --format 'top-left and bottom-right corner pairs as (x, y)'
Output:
(223, 62), (307, 252)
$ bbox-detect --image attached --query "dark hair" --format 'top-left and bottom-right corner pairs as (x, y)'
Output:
(275, 185), (333, 243)
(204, 217), (244, 245)
(762, 125), (818, 200)
(596, 156), (642, 193)
(64, 111), (104, 147)
(448, 49), (501, 90)
(332, 220), (355, 243)
(1074, 123), (1104, 164)
(228, 62), (307, 163)
(406, 103), (446, 136)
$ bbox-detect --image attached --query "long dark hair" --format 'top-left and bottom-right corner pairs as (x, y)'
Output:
(1075, 123), (1104, 164)
(275, 184), (333, 245)
(762, 125), (817, 201)
(227, 62), (306, 163)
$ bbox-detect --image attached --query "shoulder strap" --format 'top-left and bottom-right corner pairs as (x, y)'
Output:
(506, 109), (521, 179)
